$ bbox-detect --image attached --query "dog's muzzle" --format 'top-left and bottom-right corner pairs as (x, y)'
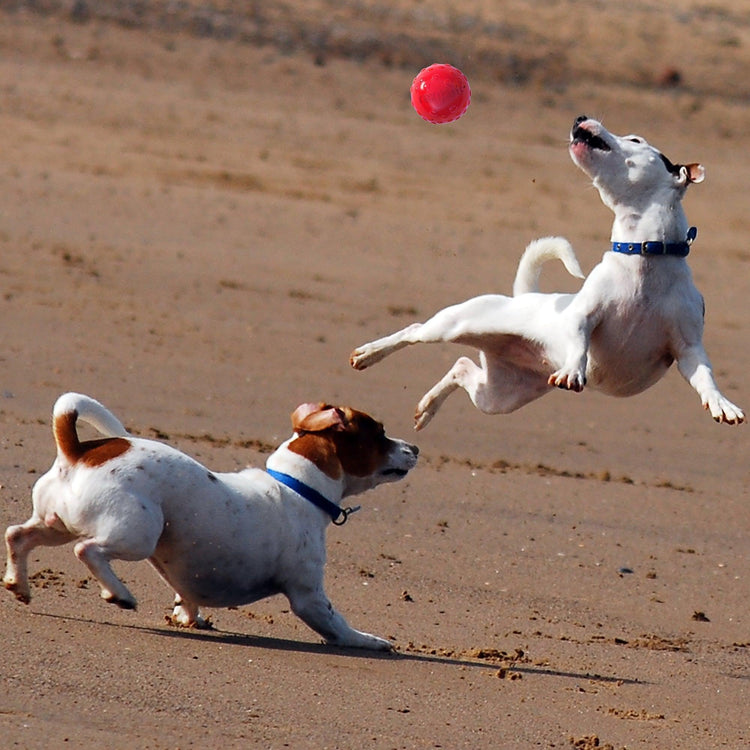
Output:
(571, 115), (611, 152)
(382, 441), (419, 477)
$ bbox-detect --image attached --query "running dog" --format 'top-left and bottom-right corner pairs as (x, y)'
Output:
(351, 116), (744, 429)
(4, 393), (419, 650)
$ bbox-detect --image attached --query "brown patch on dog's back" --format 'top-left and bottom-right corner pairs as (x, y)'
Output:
(54, 410), (131, 467)
(78, 438), (131, 467)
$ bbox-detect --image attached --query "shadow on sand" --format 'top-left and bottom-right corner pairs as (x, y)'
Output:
(35, 609), (645, 686)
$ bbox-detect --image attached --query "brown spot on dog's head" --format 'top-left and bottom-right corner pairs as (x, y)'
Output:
(288, 403), (393, 480)
(659, 153), (705, 185)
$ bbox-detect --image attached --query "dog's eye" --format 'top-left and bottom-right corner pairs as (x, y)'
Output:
(627, 137), (644, 144)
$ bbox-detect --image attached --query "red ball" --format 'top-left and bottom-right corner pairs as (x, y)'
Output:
(410, 64), (471, 124)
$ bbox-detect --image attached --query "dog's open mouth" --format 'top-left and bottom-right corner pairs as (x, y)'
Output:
(571, 122), (611, 152)
(381, 468), (408, 477)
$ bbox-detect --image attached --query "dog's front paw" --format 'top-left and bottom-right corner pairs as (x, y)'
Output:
(348, 633), (395, 651)
(370, 636), (396, 652)
(704, 394), (745, 425)
(548, 367), (587, 392)
(328, 630), (395, 651)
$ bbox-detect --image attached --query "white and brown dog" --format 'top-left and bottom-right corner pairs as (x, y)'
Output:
(351, 116), (744, 429)
(4, 393), (418, 650)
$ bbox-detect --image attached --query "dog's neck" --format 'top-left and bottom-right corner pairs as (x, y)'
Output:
(266, 438), (344, 505)
(605, 188), (690, 244)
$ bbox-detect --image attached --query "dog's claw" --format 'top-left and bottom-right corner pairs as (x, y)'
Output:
(548, 370), (586, 392)
(703, 395), (745, 425)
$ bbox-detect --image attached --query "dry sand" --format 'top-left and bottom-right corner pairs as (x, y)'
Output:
(0, 3), (748, 748)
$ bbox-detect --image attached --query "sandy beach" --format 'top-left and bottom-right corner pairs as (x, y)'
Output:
(0, 3), (748, 747)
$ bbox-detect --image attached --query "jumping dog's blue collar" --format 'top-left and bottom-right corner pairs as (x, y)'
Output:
(611, 226), (697, 257)
(267, 468), (360, 525)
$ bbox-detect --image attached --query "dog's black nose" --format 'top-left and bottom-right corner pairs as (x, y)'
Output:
(574, 114), (588, 126)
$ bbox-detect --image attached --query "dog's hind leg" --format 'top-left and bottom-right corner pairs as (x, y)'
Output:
(414, 356), (476, 430)
(415, 351), (552, 430)
(351, 295), (514, 371)
(350, 323), (423, 370)
(4, 515), (74, 603)
(73, 539), (139, 609)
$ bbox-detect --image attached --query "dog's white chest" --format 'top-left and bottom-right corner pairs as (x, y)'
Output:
(582, 255), (696, 395)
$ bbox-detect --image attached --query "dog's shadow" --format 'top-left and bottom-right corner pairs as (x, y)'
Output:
(34, 610), (644, 686)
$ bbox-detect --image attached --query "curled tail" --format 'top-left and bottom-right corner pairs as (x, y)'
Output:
(52, 392), (129, 466)
(512, 236), (585, 296)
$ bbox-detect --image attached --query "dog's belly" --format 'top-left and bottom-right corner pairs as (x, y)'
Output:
(151, 532), (297, 607)
(151, 509), (304, 608)
(588, 333), (674, 396)
(152, 552), (284, 607)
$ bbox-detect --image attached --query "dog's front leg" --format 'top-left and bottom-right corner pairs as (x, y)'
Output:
(547, 316), (591, 392)
(287, 585), (393, 651)
(677, 345), (745, 424)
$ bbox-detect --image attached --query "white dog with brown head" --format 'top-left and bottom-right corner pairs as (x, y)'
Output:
(4, 393), (419, 650)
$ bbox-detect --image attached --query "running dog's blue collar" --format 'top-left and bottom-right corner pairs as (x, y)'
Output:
(267, 468), (360, 525)
(611, 226), (697, 257)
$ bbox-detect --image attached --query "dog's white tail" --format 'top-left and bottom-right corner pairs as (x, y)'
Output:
(512, 236), (585, 296)
(52, 393), (129, 465)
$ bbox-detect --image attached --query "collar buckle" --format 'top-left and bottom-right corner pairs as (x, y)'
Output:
(332, 505), (362, 526)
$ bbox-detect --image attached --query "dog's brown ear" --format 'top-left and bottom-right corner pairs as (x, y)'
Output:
(291, 403), (347, 433)
(681, 163), (705, 184)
